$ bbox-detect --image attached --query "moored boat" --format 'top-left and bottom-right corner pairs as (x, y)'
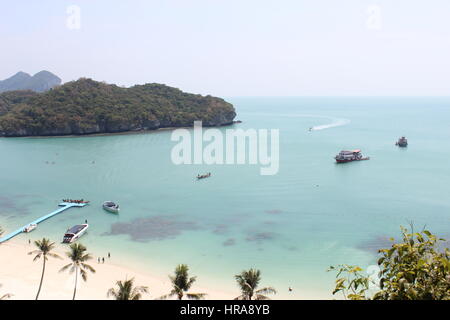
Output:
(23, 224), (37, 233)
(62, 224), (88, 243)
(62, 199), (90, 204)
(103, 201), (120, 213)
(395, 136), (408, 147)
(335, 149), (370, 163)
(197, 172), (211, 180)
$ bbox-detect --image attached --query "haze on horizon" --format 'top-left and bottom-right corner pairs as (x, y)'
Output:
(1, 0), (449, 97)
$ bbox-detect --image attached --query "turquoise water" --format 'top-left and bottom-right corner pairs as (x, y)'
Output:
(1, 97), (450, 299)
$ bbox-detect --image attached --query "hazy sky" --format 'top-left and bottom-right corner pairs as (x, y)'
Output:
(1, 0), (449, 96)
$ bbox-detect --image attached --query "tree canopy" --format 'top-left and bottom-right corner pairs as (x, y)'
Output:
(0, 78), (235, 136)
(330, 227), (450, 300)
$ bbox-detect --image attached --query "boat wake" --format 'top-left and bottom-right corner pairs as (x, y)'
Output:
(238, 112), (351, 131)
(310, 117), (350, 131)
(276, 113), (351, 131)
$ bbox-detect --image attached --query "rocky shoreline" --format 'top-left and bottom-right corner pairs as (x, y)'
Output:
(0, 121), (242, 139)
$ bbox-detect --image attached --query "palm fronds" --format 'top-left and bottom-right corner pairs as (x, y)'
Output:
(235, 268), (276, 300)
(160, 264), (206, 300)
(107, 278), (149, 300)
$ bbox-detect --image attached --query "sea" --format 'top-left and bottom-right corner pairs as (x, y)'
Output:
(1, 97), (449, 299)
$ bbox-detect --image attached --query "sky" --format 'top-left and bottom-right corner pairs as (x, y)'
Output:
(0, 0), (449, 96)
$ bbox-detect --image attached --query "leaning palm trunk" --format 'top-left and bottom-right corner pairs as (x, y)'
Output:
(29, 238), (60, 300)
(36, 258), (46, 300)
(73, 266), (78, 300)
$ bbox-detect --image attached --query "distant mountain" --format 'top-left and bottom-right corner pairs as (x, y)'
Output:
(0, 78), (236, 137)
(0, 71), (61, 93)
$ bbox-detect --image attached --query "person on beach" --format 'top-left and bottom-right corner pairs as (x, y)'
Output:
(102, 257), (105, 263)
(108, 252), (110, 258)
(98, 257), (100, 263)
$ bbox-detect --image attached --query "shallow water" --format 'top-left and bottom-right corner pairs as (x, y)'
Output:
(1, 97), (449, 299)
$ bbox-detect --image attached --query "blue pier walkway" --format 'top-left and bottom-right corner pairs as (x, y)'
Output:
(0, 202), (88, 244)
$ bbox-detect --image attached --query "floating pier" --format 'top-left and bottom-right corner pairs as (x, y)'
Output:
(0, 202), (88, 244)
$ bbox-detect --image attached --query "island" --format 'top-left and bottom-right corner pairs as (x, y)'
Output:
(0, 78), (236, 137)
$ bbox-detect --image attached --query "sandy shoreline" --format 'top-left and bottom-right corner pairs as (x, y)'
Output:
(0, 240), (233, 300)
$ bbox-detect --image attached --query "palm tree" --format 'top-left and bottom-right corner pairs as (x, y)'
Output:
(234, 268), (276, 300)
(160, 264), (206, 300)
(28, 238), (61, 300)
(107, 278), (149, 300)
(59, 243), (95, 300)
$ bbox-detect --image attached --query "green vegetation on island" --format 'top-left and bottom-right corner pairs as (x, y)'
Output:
(0, 78), (236, 137)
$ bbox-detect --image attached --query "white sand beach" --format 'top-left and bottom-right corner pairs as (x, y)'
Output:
(0, 240), (233, 300)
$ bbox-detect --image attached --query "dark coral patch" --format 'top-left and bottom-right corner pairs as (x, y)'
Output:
(223, 238), (236, 246)
(0, 195), (38, 217)
(245, 232), (277, 243)
(104, 215), (200, 242)
(357, 236), (394, 254)
(212, 224), (229, 235)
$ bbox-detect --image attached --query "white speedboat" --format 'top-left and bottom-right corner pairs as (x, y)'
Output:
(103, 201), (120, 214)
(24, 224), (37, 233)
(62, 224), (89, 243)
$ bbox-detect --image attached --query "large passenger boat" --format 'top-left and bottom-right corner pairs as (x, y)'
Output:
(335, 149), (370, 163)
(62, 224), (89, 243)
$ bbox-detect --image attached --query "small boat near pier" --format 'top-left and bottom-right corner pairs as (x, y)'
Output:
(62, 199), (90, 204)
(62, 224), (89, 243)
(23, 224), (37, 233)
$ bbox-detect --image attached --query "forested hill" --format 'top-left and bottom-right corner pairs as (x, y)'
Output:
(0, 78), (236, 137)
